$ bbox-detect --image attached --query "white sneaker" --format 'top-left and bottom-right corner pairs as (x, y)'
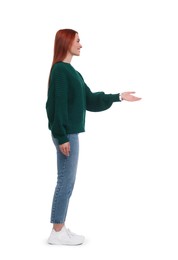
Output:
(48, 226), (85, 246)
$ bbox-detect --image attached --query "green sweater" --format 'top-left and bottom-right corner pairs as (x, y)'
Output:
(46, 62), (120, 144)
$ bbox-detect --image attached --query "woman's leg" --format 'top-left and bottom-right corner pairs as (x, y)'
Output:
(50, 134), (79, 229)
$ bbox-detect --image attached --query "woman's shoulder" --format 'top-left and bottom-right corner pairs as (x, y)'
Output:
(52, 62), (68, 71)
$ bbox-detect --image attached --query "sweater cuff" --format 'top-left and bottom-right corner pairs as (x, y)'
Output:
(111, 94), (120, 102)
(57, 135), (69, 145)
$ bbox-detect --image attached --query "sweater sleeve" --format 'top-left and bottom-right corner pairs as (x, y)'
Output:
(48, 66), (69, 145)
(85, 84), (120, 112)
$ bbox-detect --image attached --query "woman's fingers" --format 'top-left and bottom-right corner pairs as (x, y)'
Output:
(59, 142), (70, 156)
(121, 92), (142, 101)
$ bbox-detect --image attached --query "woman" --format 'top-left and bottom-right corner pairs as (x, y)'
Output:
(46, 28), (141, 246)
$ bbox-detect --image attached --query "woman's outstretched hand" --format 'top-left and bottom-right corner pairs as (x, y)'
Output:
(121, 92), (142, 102)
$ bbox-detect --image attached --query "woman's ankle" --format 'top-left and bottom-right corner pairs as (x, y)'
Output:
(53, 223), (64, 232)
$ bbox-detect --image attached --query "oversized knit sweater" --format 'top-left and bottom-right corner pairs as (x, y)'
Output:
(46, 62), (120, 144)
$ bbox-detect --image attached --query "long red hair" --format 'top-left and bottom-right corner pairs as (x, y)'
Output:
(52, 29), (78, 66)
(48, 29), (78, 87)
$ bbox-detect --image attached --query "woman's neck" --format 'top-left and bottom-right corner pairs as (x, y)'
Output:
(63, 53), (73, 63)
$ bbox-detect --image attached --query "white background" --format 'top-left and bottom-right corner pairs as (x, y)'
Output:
(0, 0), (178, 259)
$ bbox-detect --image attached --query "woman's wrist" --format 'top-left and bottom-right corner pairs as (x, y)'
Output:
(119, 93), (123, 101)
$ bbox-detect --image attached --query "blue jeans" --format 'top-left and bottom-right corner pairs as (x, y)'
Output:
(51, 134), (79, 223)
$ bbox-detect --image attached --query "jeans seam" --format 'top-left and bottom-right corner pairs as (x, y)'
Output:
(51, 155), (67, 223)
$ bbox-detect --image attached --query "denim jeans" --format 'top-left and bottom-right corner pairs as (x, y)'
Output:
(51, 134), (79, 223)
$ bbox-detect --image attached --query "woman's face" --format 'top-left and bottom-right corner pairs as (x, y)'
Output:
(69, 33), (82, 56)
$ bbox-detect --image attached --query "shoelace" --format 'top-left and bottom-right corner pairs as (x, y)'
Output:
(66, 228), (76, 238)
